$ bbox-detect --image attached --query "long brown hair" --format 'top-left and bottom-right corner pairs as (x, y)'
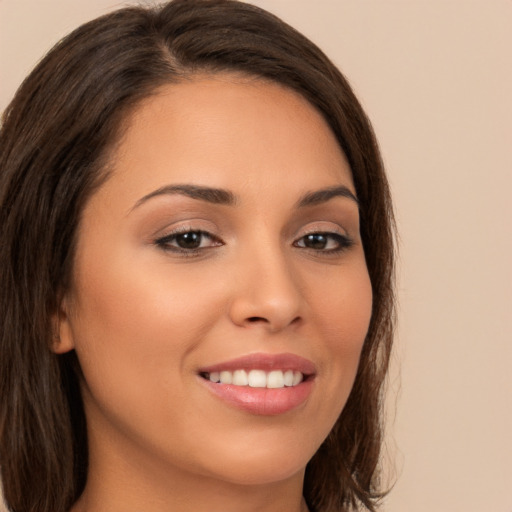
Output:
(0, 1), (395, 511)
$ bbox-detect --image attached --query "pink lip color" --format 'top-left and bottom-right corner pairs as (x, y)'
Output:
(198, 353), (316, 416)
(199, 352), (316, 374)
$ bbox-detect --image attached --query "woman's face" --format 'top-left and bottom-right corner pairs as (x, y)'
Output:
(57, 76), (372, 490)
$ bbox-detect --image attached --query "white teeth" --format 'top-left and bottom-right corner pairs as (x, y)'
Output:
(232, 369), (248, 386)
(207, 369), (305, 388)
(209, 371), (220, 383)
(219, 371), (232, 384)
(292, 371), (303, 386)
(267, 370), (285, 388)
(248, 370), (267, 388)
(283, 370), (294, 387)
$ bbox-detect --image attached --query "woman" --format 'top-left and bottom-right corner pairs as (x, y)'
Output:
(0, 1), (395, 511)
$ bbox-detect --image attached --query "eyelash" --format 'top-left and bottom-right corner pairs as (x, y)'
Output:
(154, 228), (222, 256)
(293, 232), (354, 254)
(154, 228), (354, 257)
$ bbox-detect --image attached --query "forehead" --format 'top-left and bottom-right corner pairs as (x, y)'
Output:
(101, 75), (354, 207)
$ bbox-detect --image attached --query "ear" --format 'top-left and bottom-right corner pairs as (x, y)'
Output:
(51, 295), (75, 354)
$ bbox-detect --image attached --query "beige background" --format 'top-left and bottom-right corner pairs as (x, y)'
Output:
(1, 1), (511, 511)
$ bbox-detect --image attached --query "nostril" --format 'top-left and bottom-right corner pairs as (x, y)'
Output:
(247, 316), (267, 323)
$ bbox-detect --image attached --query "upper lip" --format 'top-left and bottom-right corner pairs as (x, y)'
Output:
(198, 352), (316, 376)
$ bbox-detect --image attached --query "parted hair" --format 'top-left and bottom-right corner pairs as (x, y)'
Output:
(0, 1), (395, 511)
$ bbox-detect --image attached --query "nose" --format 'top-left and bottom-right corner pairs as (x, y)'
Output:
(228, 244), (304, 333)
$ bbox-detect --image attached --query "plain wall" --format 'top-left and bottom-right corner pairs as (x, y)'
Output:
(1, 1), (511, 511)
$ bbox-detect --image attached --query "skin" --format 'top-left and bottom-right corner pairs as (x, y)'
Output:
(55, 75), (373, 512)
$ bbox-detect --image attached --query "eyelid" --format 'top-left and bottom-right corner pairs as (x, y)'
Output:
(157, 228), (220, 244)
(292, 222), (355, 254)
(151, 218), (219, 240)
(294, 232), (353, 249)
(153, 223), (224, 254)
(295, 221), (349, 239)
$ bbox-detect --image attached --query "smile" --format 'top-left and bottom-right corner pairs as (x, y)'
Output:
(198, 353), (315, 415)
(201, 369), (304, 388)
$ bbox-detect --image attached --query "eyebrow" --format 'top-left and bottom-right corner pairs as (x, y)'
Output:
(296, 185), (359, 208)
(131, 183), (358, 211)
(132, 184), (236, 210)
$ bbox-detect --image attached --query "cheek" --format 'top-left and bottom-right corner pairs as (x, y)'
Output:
(314, 258), (373, 348)
(71, 253), (221, 352)
(67, 254), (225, 413)
(66, 257), (235, 464)
(310, 260), (373, 407)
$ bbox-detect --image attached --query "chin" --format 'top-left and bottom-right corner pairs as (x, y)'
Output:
(207, 460), (307, 487)
(190, 434), (317, 487)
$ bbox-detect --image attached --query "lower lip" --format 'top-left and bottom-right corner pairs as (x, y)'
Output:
(200, 377), (314, 415)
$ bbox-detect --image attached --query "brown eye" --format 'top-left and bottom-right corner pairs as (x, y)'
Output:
(155, 230), (222, 253)
(303, 233), (329, 250)
(175, 231), (203, 249)
(294, 232), (353, 252)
